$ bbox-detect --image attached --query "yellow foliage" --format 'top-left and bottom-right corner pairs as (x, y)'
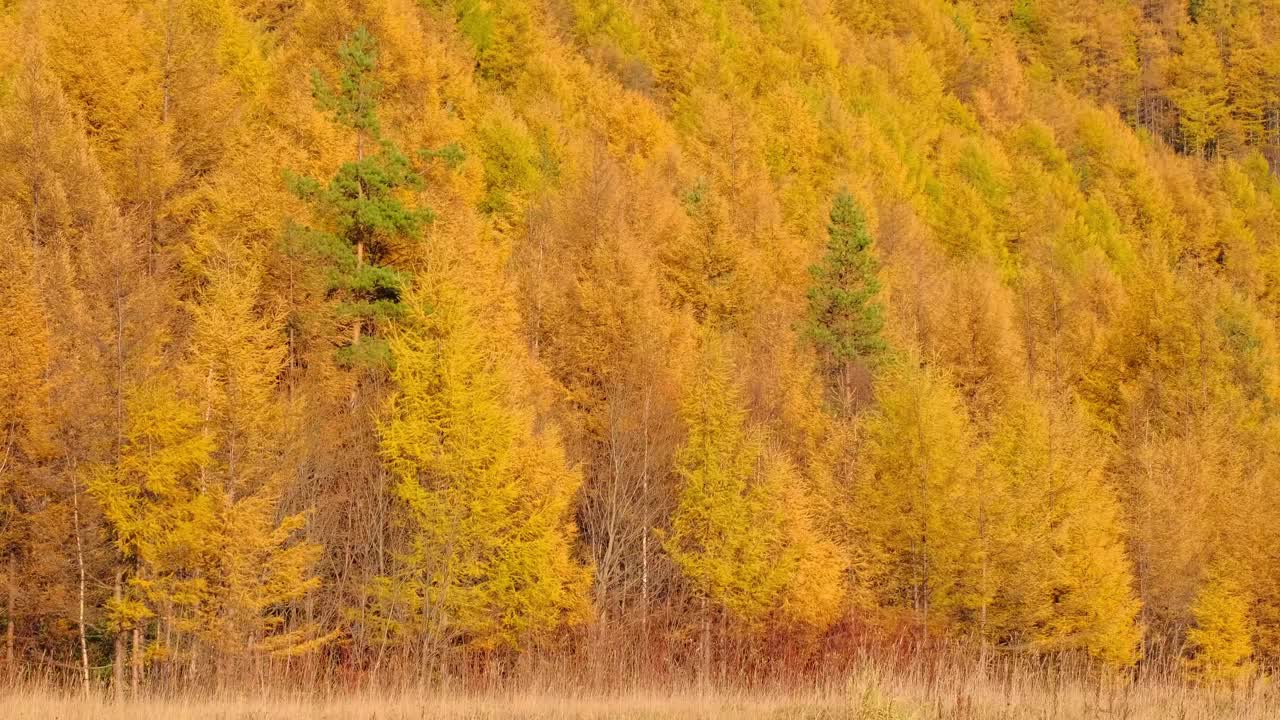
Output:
(855, 359), (984, 632)
(1186, 562), (1256, 683)
(380, 278), (591, 650)
(6, 0), (1280, 686)
(666, 333), (845, 633)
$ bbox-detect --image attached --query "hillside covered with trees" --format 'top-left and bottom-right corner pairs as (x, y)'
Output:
(2, 0), (1280, 693)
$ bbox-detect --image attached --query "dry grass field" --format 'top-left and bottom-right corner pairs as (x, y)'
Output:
(3, 664), (1277, 720)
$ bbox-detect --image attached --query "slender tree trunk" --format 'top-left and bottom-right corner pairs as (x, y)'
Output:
(189, 636), (197, 686)
(131, 624), (142, 695)
(352, 129), (366, 348)
(162, 607), (173, 689)
(716, 608), (726, 685)
(352, 241), (364, 346)
(640, 387), (651, 642)
(5, 554), (15, 678)
(71, 470), (90, 696)
(113, 269), (128, 696)
(978, 484), (989, 673)
(699, 593), (710, 690)
(839, 361), (853, 416)
(915, 386), (930, 640)
(113, 571), (125, 696)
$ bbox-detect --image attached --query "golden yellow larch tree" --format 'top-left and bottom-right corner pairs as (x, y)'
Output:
(186, 255), (324, 665)
(854, 359), (983, 634)
(520, 149), (685, 632)
(1185, 559), (1256, 683)
(86, 382), (214, 690)
(1224, 11), (1274, 150)
(663, 334), (785, 630)
(1166, 21), (1229, 157)
(664, 332), (845, 642)
(981, 393), (1141, 666)
(661, 187), (749, 329)
(766, 338), (864, 615)
(0, 211), (55, 674)
(764, 453), (846, 634)
(378, 276), (590, 655)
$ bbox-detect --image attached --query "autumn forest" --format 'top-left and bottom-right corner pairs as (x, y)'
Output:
(3, 0), (1280, 707)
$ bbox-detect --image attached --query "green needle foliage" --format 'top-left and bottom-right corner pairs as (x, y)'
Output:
(287, 25), (433, 369)
(805, 191), (886, 364)
(805, 191), (886, 410)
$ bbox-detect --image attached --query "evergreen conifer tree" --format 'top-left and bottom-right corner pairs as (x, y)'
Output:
(288, 26), (432, 368)
(805, 191), (885, 411)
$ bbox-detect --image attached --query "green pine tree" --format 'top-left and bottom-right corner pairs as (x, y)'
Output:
(287, 26), (433, 368)
(804, 191), (886, 411)
(311, 26), (381, 140)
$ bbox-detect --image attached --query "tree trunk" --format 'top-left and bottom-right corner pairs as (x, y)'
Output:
(5, 554), (14, 678)
(641, 389), (651, 641)
(352, 241), (364, 346)
(352, 126), (366, 349)
(131, 624), (142, 695)
(915, 386), (930, 641)
(699, 594), (710, 690)
(71, 471), (90, 695)
(113, 571), (125, 695)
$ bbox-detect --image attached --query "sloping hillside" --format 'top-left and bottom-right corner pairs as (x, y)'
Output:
(1, 0), (1280, 688)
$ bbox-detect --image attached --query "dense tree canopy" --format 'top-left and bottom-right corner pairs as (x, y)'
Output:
(2, 0), (1280, 691)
